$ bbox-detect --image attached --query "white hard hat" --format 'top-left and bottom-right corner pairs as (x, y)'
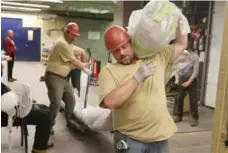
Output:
(1, 91), (19, 115)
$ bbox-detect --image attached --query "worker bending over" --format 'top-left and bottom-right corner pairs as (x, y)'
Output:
(173, 48), (200, 126)
(44, 22), (92, 136)
(98, 25), (188, 153)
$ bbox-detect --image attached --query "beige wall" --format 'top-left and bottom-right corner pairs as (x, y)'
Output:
(211, 1), (228, 153)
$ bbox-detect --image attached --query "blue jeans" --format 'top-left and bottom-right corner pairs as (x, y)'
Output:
(114, 132), (169, 153)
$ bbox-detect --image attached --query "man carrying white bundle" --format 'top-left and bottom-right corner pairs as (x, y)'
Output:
(98, 13), (189, 153)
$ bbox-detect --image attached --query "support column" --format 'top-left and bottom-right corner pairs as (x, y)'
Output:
(211, 1), (228, 153)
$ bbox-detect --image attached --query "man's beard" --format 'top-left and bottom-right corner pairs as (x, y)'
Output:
(68, 38), (75, 44)
(120, 55), (135, 65)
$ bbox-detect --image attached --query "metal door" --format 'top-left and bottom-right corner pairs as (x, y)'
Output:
(1, 18), (22, 51)
(16, 28), (41, 61)
(205, 1), (225, 107)
(1, 18), (41, 61)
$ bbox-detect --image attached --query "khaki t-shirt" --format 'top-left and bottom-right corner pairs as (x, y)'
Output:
(99, 45), (177, 142)
(46, 37), (76, 77)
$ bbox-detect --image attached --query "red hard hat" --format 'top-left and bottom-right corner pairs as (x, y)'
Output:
(65, 22), (80, 36)
(104, 26), (130, 52)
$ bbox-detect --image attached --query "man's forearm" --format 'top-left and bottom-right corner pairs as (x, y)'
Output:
(103, 76), (139, 109)
(71, 59), (85, 71)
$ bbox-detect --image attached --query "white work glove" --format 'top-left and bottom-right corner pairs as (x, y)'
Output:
(83, 68), (92, 76)
(134, 62), (156, 84)
(82, 63), (92, 76)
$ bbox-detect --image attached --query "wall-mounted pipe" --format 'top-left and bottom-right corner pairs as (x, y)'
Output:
(46, 28), (63, 36)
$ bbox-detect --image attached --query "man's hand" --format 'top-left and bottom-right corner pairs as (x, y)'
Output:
(83, 63), (91, 69)
(83, 68), (92, 76)
(134, 62), (156, 84)
(5, 56), (12, 61)
(181, 81), (190, 87)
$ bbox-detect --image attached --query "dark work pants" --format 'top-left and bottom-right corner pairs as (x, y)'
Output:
(7, 53), (15, 79)
(1, 104), (52, 150)
(69, 69), (81, 96)
(176, 77), (199, 120)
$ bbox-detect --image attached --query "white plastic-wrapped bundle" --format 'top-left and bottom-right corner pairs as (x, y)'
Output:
(61, 96), (113, 131)
(128, 1), (190, 58)
(80, 105), (112, 131)
(61, 72), (113, 132)
(127, 9), (142, 35)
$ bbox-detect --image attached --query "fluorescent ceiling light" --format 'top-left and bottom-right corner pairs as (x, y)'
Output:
(1, 2), (50, 8)
(77, 8), (110, 14)
(40, 0), (63, 3)
(1, 6), (42, 11)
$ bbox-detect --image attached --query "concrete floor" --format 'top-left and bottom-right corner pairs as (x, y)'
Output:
(1, 62), (213, 153)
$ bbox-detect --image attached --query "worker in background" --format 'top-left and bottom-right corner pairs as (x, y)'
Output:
(69, 45), (89, 98)
(4, 29), (17, 82)
(98, 25), (188, 153)
(44, 22), (92, 136)
(173, 49), (200, 127)
(1, 67), (53, 153)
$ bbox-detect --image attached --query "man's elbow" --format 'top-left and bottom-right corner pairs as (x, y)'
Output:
(103, 98), (116, 109)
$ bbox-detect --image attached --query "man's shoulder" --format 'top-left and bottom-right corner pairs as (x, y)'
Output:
(100, 64), (112, 73)
(100, 63), (119, 74)
(104, 62), (124, 70)
(55, 37), (68, 47)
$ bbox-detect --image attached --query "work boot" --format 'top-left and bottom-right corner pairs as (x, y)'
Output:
(32, 149), (52, 153)
(173, 116), (182, 123)
(12, 78), (17, 81)
(190, 119), (199, 127)
(8, 78), (14, 82)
